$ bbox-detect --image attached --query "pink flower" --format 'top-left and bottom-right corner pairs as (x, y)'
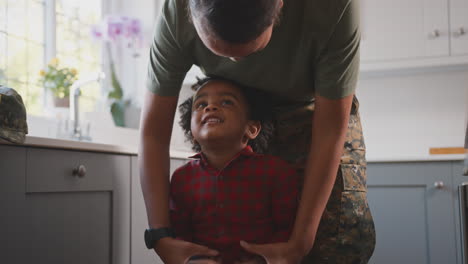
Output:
(107, 21), (124, 40)
(91, 15), (144, 56)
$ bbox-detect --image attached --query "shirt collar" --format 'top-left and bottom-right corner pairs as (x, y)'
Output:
(189, 146), (257, 167)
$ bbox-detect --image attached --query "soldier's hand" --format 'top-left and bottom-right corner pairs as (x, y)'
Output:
(234, 254), (267, 264)
(154, 237), (219, 264)
(239, 240), (303, 264)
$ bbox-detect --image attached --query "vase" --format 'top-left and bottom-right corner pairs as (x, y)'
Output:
(53, 96), (69, 108)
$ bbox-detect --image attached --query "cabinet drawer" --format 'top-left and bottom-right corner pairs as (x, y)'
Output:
(26, 148), (126, 193)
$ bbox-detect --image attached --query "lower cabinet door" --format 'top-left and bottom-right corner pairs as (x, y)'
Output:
(0, 145), (130, 264)
(453, 161), (467, 264)
(25, 191), (112, 264)
(367, 161), (457, 264)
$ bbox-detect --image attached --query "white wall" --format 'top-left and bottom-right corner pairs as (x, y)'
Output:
(116, 0), (163, 107)
(357, 69), (467, 159)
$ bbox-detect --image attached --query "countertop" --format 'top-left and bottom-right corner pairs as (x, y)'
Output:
(0, 136), (465, 162)
(0, 136), (193, 159)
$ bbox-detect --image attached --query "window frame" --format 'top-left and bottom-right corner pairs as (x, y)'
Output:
(2, 0), (115, 114)
(43, 0), (108, 109)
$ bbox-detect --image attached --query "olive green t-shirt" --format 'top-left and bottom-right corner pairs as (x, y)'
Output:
(147, 0), (360, 101)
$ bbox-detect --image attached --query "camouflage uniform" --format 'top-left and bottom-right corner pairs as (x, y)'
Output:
(0, 86), (28, 144)
(268, 96), (375, 264)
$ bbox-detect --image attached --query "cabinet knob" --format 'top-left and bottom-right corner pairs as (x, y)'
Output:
(434, 181), (444, 189)
(72, 165), (87, 178)
(454, 27), (466, 37)
(429, 29), (441, 39)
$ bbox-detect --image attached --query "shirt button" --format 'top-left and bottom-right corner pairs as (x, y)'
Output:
(219, 203), (224, 209)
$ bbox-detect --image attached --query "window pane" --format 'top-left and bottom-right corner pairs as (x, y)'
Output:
(56, 0), (102, 112)
(7, 79), (28, 104)
(0, 0), (6, 31)
(28, 0), (44, 44)
(80, 23), (100, 63)
(80, 82), (100, 113)
(57, 14), (79, 55)
(28, 42), (43, 84)
(25, 82), (43, 115)
(7, 0), (27, 38)
(57, 54), (79, 67)
(7, 79), (42, 115)
(57, 0), (101, 25)
(6, 36), (28, 83)
(0, 33), (6, 84)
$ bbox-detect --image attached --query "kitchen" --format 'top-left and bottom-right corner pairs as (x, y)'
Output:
(0, 0), (467, 263)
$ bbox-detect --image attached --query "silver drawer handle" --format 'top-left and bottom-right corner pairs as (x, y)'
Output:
(434, 181), (444, 189)
(454, 27), (466, 37)
(72, 165), (87, 178)
(429, 29), (441, 39)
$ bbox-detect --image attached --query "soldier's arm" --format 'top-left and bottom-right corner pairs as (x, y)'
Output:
(139, 92), (219, 264)
(139, 91), (178, 230)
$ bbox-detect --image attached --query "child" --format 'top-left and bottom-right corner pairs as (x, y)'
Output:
(170, 77), (299, 264)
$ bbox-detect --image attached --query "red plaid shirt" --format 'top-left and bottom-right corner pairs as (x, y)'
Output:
(169, 146), (299, 264)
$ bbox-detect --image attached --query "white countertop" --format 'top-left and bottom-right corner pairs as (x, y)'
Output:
(0, 136), (465, 162)
(0, 136), (194, 159)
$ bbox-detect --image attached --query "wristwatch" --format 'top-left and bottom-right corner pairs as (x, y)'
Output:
(144, 227), (176, 249)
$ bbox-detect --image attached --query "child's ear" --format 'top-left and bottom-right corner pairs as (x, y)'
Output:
(245, 121), (261, 140)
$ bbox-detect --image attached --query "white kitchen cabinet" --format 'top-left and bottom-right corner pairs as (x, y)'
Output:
(450, 0), (468, 55)
(360, 0), (468, 71)
(360, 0), (449, 62)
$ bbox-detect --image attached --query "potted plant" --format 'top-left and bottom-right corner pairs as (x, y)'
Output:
(91, 15), (143, 127)
(39, 58), (78, 108)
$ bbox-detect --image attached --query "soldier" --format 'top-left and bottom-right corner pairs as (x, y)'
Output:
(139, 0), (376, 263)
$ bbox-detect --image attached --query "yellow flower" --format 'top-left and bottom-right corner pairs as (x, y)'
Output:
(39, 70), (46, 76)
(49, 58), (59, 67)
(70, 68), (78, 75)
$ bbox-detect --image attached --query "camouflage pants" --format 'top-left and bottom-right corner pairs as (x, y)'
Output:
(268, 96), (376, 264)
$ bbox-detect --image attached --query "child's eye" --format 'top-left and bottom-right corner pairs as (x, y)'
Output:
(221, 100), (234, 106)
(195, 102), (207, 109)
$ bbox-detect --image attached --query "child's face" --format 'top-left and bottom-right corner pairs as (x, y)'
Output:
(191, 80), (260, 149)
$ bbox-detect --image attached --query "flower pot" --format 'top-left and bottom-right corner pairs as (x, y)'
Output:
(53, 97), (69, 108)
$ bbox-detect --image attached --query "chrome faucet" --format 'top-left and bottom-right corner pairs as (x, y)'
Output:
(69, 72), (105, 141)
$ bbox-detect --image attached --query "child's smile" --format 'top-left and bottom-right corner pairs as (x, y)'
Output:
(202, 114), (224, 125)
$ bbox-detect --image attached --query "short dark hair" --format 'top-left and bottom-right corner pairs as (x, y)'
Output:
(188, 0), (281, 44)
(178, 76), (274, 153)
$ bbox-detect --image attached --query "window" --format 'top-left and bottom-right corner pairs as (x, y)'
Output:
(55, 0), (102, 113)
(1, 0), (45, 114)
(0, 0), (103, 115)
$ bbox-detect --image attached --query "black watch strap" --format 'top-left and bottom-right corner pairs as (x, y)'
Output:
(144, 227), (176, 249)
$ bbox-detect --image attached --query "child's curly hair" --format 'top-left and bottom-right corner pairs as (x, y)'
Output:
(178, 76), (275, 154)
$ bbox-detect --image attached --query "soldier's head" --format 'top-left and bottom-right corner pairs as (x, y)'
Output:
(179, 77), (274, 153)
(187, 0), (283, 61)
